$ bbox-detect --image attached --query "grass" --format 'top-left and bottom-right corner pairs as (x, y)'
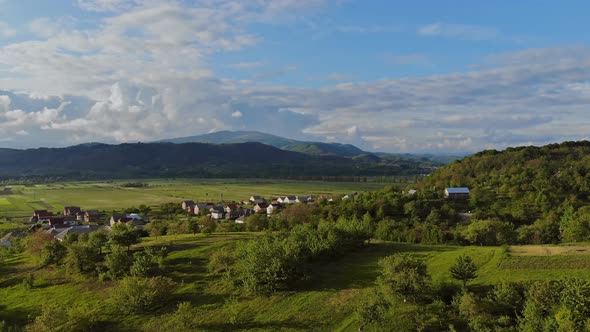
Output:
(0, 179), (389, 221)
(3, 235), (590, 331)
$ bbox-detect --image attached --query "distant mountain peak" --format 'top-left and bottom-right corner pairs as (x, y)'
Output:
(158, 130), (363, 157)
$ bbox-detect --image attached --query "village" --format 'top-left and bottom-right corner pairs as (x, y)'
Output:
(0, 191), (366, 247)
(0, 187), (471, 249)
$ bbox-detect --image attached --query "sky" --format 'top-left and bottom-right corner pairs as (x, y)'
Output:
(0, 0), (590, 153)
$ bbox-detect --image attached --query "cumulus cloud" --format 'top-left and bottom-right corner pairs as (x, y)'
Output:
(231, 111), (243, 117)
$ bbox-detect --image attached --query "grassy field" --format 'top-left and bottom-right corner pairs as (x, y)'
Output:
(0, 179), (389, 221)
(2, 234), (590, 331)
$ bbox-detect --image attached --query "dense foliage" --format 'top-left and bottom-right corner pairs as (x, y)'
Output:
(214, 218), (371, 294)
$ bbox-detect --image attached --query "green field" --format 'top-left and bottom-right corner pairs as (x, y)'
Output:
(2, 235), (590, 331)
(0, 179), (388, 220)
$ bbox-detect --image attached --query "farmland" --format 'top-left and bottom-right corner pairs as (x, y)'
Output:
(0, 178), (388, 221)
(2, 233), (590, 331)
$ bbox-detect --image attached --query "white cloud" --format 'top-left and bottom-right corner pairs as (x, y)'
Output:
(229, 61), (265, 69)
(0, 21), (16, 38)
(1, 1), (590, 153)
(417, 23), (498, 40)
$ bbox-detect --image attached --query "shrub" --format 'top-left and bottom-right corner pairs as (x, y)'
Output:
(111, 276), (177, 313)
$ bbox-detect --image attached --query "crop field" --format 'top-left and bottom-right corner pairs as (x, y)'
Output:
(2, 236), (590, 331)
(0, 179), (389, 220)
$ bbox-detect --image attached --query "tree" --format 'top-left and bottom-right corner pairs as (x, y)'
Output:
(245, 214), (268, 232)
(88, 230), (109, 255)
(560, 206), (590, 243)
(26, 231), (54, 258)
(355, 290), (389, 332)
(185, 218), (200, 235)
(104, 245), (133, 280)
(40, 239), (67, 266)
(138, 204), (152, 217)
(198, 216), (217, 234)
(65, 242), (101, 275)
(109, 223), (142, 251)
(130, 247), (166, 277)
(449, 255), (478, 288)
(378, 253), (431, 303)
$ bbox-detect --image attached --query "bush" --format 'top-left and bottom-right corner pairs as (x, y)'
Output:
(111, 276), (177, 313)
(22, 273), (34, 290)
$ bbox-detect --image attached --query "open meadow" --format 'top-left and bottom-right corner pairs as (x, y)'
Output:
(2, 233), (590, 331)
(0, 179), (388, 222)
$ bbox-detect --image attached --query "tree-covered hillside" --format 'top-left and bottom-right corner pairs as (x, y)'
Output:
(419, 141), (590, 223)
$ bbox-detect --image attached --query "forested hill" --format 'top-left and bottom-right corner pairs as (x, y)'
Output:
(418, 141), (590, 226)
(0, 142), (438, 180)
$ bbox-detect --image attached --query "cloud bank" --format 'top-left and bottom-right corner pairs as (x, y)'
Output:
(0, 1), (589, 153)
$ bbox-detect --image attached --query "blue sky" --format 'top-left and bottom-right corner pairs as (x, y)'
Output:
(0, 0), (590, 153)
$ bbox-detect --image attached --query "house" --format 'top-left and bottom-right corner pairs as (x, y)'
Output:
(84, 210), (102, 223)
(31, 210), (54, 223)
(242, 208), (255, 217)
(45, 226), (69, 237)
(249, 196), (264, 204)
(194, 203), (214, 215)
(181, 200), (196, 213)
(296, 195), (314, 203)
(282, 196), (297, 204)
(48, 216), (68, 228)
(224, 204), (240, 213)
(210, 208), (224, 220)
(444, 187), (470, 199)
(267, 203), (280, 215)
(342, 192), (358, 200)
(75, 212), (85, 222)
(0, 231), (24, 248)
(54, 225), (102, 242)
(254, 203), (269, 214)
(235, 215), (246, 224)
(63, 206), (82, 216)
(110, 214), (145, 228)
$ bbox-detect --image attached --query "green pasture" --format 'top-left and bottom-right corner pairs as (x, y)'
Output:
(2, 234), (590, 331)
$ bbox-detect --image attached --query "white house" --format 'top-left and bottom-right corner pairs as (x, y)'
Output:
(250, 196), (264, 204)
(267, 204), (280, 215)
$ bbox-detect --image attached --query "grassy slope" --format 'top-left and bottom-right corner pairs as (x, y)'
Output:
(3, 234), (590, 331)
(0, 179), (387, 220)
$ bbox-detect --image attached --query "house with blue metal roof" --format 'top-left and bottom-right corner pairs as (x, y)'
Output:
(444, 187), (470, 199)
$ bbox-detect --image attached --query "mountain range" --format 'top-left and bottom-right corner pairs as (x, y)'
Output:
(0, 141), (442, 181)
(159, 130), (459, 163)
